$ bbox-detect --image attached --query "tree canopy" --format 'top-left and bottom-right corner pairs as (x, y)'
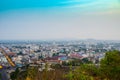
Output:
(100, 50), (120, 80)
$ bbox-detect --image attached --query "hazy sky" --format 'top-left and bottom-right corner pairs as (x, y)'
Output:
(0, 0), (120, 40)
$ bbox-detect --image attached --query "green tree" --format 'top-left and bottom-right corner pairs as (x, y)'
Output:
(10, 68), (20, 80)
(65, 64), (97, 80)
(26, 66), (38, 80)
(100, 50), (120, 80)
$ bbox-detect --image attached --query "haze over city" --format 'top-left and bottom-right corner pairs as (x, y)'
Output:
(0, 0), (120, 40)
(1, 1), (120, 80)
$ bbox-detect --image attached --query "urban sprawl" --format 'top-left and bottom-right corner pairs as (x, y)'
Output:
(0, 39), (120, 79)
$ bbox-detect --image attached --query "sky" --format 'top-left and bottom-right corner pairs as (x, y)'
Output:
(0, 0), (120, 40)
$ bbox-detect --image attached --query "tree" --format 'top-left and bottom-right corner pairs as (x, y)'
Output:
(65, 64), (97, 80)
(100, 50), (120, 80)
(10, 68), (20, 80)
(26, 67), (38, 80)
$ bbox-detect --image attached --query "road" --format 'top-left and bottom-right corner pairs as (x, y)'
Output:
(0, 69), (9, 80)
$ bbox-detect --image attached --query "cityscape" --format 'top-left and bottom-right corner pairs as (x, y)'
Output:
(0, 0), (120, 80)
(0, 40), (120, 80)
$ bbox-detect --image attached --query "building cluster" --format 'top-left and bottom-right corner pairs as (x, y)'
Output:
(0, 40), (120, 69)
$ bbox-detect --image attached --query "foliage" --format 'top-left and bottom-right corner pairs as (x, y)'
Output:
(10, 68), (20, 80)
(13, 50), (120, 80)
(62, 59), (82, 66)
(65, 50), (120, 80)
(82, 58), (93, 64)
(16, 71), (27, 80)
(51, 64), (62, 69)
(38, 63), (66, 80)
(65, 64), (99, 80)
(26, 66), (38, 80)
(100, 50), (120, 80)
